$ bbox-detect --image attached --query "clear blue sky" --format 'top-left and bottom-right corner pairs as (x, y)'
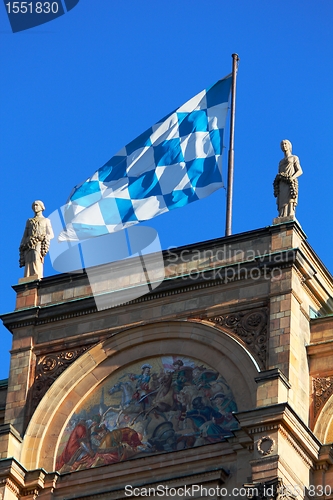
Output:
(1, 1), (332, 380)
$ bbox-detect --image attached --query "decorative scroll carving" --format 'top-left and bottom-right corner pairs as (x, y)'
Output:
(313, 376), (333, 419)
(207, 308), (268, 368)
(244, 478), (296, 500)
(30, 347), (90, 415)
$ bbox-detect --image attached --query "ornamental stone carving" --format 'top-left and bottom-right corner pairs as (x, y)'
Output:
(29, 347), (90, 416)
(313, 376), (333, 420)
(256, 436), (275, 456)
(207, 308), (268, 369)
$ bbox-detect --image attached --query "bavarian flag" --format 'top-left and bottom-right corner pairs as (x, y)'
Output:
(59, 76), (232, 241)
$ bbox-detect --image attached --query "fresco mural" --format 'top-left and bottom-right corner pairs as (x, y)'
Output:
(55, 356), (239, 472)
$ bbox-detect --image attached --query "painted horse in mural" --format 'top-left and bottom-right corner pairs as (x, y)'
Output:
(107, 380), (156, 432)
(131, 371), (180, 423)
(108, 381), (136, 409)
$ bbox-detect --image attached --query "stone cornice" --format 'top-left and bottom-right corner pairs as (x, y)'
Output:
(268, 218), (307, 238)
(59, 466), (230, 500)
(1, 250), (299, 331)
(0, 476), (20, 496)
(235, 403), (321, 464)
(3, 237), (331, 331)
(317, 444), (333, 466)
(0, 457), (59, 498)
(307, 339), (333, 359)
(11, 225), (273, 293)
(0, 423), (23, 442)
(278, 426), (314, 468)
(310, 313), (333, 325)
(0, 457), (32, 497)
(255, 368), (291, 389)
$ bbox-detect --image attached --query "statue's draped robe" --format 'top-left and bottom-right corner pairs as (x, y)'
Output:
(277, 155), (301, 217)
(20, 216), (53, 279)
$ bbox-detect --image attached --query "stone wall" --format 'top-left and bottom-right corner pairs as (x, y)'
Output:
(0, 221), (332, 499)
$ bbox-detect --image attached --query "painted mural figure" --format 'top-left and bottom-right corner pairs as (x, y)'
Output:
(128, 363), (154, 409)
(129, 364), (152, 399)
(56, 356), (239, 473)
(56, 414), (144, 473)
(56, 419), (94, 471)
(171, 360), (194, 393)
(210, 393), (238, 431)
(193, 366), (219, 389)
(185, 397), (230, 443)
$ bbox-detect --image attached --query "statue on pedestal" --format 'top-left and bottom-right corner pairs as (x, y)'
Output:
(19, 201), (54, 280)
(273, 140), (303, 219)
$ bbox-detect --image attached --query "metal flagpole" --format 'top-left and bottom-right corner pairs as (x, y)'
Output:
(225, 53), (239, 236)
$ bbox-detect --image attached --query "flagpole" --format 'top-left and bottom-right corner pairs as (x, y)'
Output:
(225, 53), (239, 236)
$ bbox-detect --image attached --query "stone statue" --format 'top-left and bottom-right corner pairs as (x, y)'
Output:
(273, 140), (303, 219)
(19, 201), (54, 279)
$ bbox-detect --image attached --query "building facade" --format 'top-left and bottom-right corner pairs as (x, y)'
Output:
(0, 220), (332, 499)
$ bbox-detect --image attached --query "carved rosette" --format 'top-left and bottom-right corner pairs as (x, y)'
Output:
(256, 436), (275, 456)
(313, 376), (333, 420)
(30, 347), (90, 415)
(207, 308), (268, 369)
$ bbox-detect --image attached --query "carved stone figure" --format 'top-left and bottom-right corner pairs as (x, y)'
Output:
(19, 201), (54, 279)
(273, 140), (302, 219)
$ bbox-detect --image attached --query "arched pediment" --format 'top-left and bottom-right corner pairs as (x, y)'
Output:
(21, 320), (259, 471)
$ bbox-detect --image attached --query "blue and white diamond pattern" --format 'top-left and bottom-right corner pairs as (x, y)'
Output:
(59, 75), (231, 241)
